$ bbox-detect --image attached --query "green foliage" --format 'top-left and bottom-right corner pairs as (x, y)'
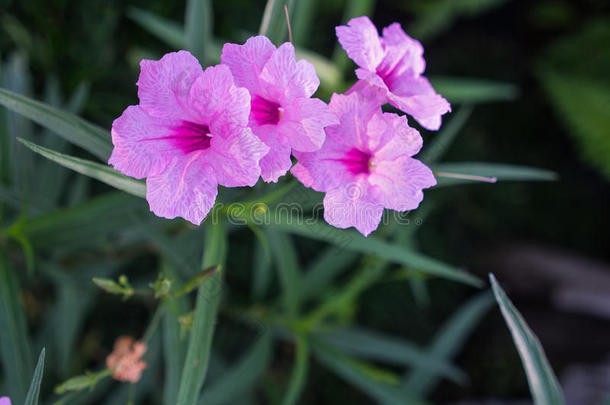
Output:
(24, 349), (46, 405)
(490, 274), (565, 405)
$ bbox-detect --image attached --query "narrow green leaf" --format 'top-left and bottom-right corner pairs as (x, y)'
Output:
(301, 247), (358, 299)
(198, 331), (273, 405)
(252, 239), (273, 300)
(177, 221), (227, 405)
(24, 348), (46, 405)
(267, 212), (482, 287)
(266, 228), (301, 315)
(128, 7), (186, 49)
(281, 334), (309, 405)
(313, 341), (429, 405)
(490, 274), (565, 405)
(317, 327), (464, 383)
(433, 162), (558, 187)
(163, 301), (188, 405)
(184, 0), (212, 62)
(429, 76), (519, 104)
(18, 138), (145, 198)
(0, 254), (33, 404)
(0, 87), (112, 160)
(259, 0), (296, 44)
(404, 292), (494, 395)
(420, 105), (473, 165)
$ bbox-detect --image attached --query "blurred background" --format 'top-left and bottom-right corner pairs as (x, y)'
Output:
(0, 0), (609, 404)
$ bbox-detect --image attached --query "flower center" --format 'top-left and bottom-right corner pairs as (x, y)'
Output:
(171, 121), (212, 153)
(339, 148), (372, 175)
(251, 95), (282, 126)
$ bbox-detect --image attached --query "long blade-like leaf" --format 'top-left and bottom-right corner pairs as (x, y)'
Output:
(18, 138), (145, 198)
(0, 87), (112, 160)
(198, 331), (273, 405)
(266, 228), (301, 316)
(433, 162), (558, 187)
(280, 333), (309, 405)
(490, 274), (565, 405)
(184, 0), (211, 62)
(128, 7), (186, 49)
(267, 213), (482, 287)
(177, 221), (227, 405)
(429, 76), (519, 104)
(24, 348), (46, 405)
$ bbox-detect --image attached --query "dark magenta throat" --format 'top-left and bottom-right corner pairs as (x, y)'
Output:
(251, 95), (282, 126)
(339, 148), (372, 175)
(172, 121), (212, 153)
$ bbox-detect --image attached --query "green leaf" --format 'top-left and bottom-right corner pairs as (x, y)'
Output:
(266, 228), (301, 315)
(24, 348), (46, 405)
(259, 0), (296, 45)
(433, 162), (558, 187)
(184, 0), (212, 62)
(0, 87), (112, 160)
(280, 333), (309, 405)
(301, 247), (358, 300)
(404, 292), (494, 396)
(128, 7), (186, 49)
(429, 76), (519, 104)
(317, 327), (464, 383)
(198, 331), (273, 405)
(267, 212), (482, 287)
(0, 254), (33, 404)
(490, 274), (565, 405)
(18, 138), (146, 198)
(177, 221), (227, 405)
(252, 239), (272, 299)
(313, 341), (429, 405)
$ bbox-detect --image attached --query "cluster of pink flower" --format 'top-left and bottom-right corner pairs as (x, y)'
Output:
(110, 16), (449, 236)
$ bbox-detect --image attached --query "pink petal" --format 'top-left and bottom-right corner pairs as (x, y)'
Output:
(373, 113), (423, 160)
(137, 50), (203, 119)
(209, 127), (269, 187)
(146, 153), (218, 225)
(326, 92), (380, 150)
(323, 180), (384, 236)
(255, 127), (293, 183)
(368, 157), (436, 212)
(291, 59), (320, 98)
(109, 105), (183, 179)
(387, 76), (451, 131)
(0, 397), (11, 405)
(221, 36), (276, 94)
(258, 42), (298, 103)
(280, 98), (337, 152)
(379, 23), (425, 78)
(336, 16), (384, 71)
(187, 64), (251, 135)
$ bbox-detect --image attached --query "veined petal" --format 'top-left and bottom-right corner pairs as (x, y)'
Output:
(379, 23), (425, 78)
(109, 105), (183, 179)
(281, 98), (337, 152)
(292, 59), (321, 98)
(255, 127), (293, 183)
(146, 153), (218, 225)
(137, 50), (202, 119)
(336, 16), (384, 71)
(221, 36), (276, 94)
(368, 157), (436, 212)
(326, 92), (379, 150)
(323, 180), (384, 236)
(259, 42), (299, 103)
(373, 113), (423, 159)
(209, 127), (269, 187)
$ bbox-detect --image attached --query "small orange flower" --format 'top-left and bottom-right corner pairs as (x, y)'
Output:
(106, 336), (147, 383)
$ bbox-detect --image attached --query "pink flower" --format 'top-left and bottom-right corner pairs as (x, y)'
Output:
(336, 16), (451, 131)
(109, 51), (269, 224)
(292, 93), (436, 236)
(0, 397), (11, 405)
(221, 36), (338, 182)
(106, 336), (147, 383)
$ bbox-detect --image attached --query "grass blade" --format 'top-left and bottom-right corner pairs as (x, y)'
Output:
(317, 327), (464, 383)
(128, 7), (186, 49)
(177, 221), (227, 405)
(313, 340), (429, 405)
(18, 138), (146, 198)
(301, 247), (358, 300)
(199, 331), (273, 405)
(281, 333), (309, 405)
(0, 254), (33, 404)
(0, 87), (112, 160)
(267, 212), (482, 287)
(24, 348), (46, 405)
(404, 292), (494, 396)
(490, 274), (565, 405)
(184, 0), (212, 63)
(429, 76), (519, 104)
(433, 162), (558, 187)
(266, 228), (301, 315)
